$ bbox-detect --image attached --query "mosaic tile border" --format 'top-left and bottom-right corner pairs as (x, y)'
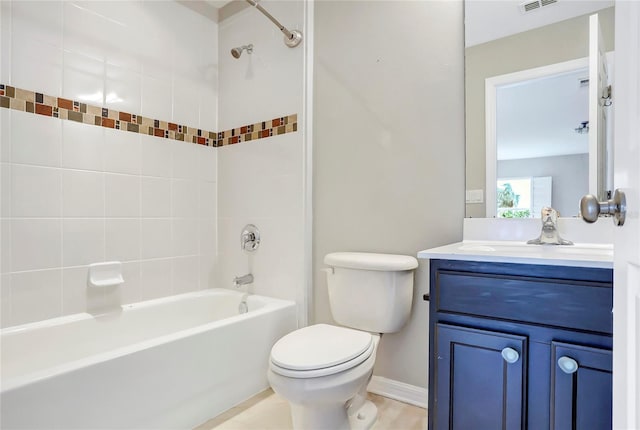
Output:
(0, 84), (298, 147)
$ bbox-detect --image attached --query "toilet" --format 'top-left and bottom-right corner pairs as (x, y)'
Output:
(267, 252), (419, 430)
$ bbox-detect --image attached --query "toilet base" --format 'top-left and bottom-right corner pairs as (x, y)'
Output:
(348, 399), (378, 430)
(289, 399), (378, 430)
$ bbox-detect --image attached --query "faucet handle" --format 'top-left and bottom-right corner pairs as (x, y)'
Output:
(527, 206), (573, 245)
(541, 206), (559, 222)
(241, 224), (260, 252)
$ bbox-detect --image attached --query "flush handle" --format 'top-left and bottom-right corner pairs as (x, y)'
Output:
(580, 189), (626, 226)
(501, 347), (519, 364)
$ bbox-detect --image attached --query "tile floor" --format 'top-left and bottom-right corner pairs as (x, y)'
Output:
(195, 389), (427, 430)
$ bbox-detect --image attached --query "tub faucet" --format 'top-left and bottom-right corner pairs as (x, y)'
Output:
(527, 207), (573, 245)
(233, 273), (254, 287)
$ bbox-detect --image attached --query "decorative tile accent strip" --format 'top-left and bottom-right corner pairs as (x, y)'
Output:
(0, 84), (298, 147)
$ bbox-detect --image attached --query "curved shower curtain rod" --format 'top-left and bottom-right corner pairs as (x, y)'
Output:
(245, 0), (303, 48)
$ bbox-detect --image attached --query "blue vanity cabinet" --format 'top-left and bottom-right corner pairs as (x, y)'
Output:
(434, 323), (527, 429)
(428, 259), (613, 430)
(551, 342), (613, 430)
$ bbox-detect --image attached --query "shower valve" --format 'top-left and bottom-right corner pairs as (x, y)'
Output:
(241, 224), (260, 252)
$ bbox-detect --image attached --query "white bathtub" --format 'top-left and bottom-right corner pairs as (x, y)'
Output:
(0, 288), (297, 429)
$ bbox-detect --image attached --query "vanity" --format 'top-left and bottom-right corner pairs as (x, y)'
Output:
(419, 226), (613, 430)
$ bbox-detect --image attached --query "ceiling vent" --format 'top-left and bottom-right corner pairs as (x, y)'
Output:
(519, 0), (558, 14)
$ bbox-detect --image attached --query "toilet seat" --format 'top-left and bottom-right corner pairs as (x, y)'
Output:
(270, 324), (374, 379)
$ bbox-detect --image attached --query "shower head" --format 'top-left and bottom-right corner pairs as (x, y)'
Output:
(231, 44), (253, 59)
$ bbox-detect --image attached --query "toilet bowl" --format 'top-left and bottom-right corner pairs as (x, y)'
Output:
(267, 324), (380, 430)
(267, 252), (419, 430)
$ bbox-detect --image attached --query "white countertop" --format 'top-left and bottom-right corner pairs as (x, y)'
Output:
(418, 240), (613, 269)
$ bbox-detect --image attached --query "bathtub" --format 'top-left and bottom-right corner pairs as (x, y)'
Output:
(0, 288), (297, 429)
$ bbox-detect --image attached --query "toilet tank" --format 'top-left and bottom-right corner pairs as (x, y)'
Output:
(324, 252), (419, 333)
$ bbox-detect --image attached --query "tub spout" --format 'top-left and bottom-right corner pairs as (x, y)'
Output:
(233, 273), (254, 287)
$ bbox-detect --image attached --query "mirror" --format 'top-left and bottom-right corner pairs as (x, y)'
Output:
(464, 1), (615, 218)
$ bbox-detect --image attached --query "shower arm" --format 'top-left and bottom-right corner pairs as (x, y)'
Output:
(244, 0), (302, 48)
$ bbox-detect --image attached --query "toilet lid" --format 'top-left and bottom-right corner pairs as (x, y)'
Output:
(270, 324), (373, 372)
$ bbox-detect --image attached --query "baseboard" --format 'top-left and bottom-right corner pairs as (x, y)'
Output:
(367, 375), (428, 409)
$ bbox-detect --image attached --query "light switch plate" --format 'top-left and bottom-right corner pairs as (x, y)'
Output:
(466, 189), (484, 204)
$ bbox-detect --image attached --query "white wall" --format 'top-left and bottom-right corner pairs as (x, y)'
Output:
(216, 1), (306, 319)
(313, 0), (465, 388)
(0, 1), (219, 327)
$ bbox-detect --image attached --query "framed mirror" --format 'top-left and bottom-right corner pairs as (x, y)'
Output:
(464, 0), (615, 218)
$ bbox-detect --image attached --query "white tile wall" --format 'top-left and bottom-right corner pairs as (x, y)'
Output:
(217, 0), (304, 129)
(11, 165), (61, 217)
(171, 256), (200, 294)
(141, 134), (172, 177)
(1, 163), (11, 218)
(1, 274), (11, 327)
(104, 128), (140, 175)
(11, 219), (62, 272)
(62, 218), (105, 266)
(0, 0), (307, 329)
(0, 109), (11, 162)
(10, 269), (62, 326)
(141, 177), (171, 217)
(141, 74), (173, 121)
(61, 170), (104, 217)
(2, 109), (218, 326)
(1, 0), (220, 327)
(172, 218), (199, 256)
(12, 113), (61, 167)
(139, 258), (172, 300)
(141, 218), (172, 259)
(171, 179), (199, 217)
(105, 219), (140, 262)
(0, 220), (10, 274)
(62, 265), (102, 315)
(171, 140), (199, 180)
(105, 64), (141, 114)
(215, 0), (306, 312)
(62, 50), (104, 106)
(6, 0), (219, 130)
(61, 120), (104, 171)
(105, 174), (140, 218)
(0, 2), (11, 85)
(216, 133), (304, 303)
(120, 262), (141, 304)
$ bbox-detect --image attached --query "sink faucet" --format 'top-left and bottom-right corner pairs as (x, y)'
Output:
(527, 207), (573, 245)
(233, 273), (254, 287)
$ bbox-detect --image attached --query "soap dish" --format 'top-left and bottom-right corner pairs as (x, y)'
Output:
(87, 262), (124, 288)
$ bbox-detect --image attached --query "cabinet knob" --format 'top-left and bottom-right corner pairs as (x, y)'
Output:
(501, 347), (519, 364)
(558, 356), (579, 374)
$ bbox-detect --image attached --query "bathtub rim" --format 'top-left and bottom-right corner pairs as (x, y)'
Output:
(1, 288), (296, 393)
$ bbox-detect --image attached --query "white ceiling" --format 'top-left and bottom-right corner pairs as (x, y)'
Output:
(496, 68), (589, 161)
(465, 0), (614, 47)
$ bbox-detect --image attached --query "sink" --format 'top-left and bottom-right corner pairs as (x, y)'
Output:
(418, 241), (613, 269)
(457, 242), (612, 257)
(457, 244), (497, 252)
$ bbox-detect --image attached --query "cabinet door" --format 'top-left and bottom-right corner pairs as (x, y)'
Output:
(551, 341), (612, 430)
(433, 323), (527, 430)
